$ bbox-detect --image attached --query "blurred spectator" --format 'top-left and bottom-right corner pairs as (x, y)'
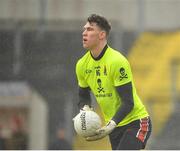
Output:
(49, 128), (72, 150)
(6, 115), (28, 150)
(0, 125), (5, 150)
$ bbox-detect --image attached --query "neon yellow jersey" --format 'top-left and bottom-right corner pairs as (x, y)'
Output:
(76, 46), (149, 126)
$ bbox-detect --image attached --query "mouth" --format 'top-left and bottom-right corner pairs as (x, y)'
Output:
(83, 38), (88, 43)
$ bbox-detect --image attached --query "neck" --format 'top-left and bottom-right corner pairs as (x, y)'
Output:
(90, 41), (107, 58)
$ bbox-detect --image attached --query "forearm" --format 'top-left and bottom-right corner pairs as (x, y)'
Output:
(112, 82), (134, 124)
(78, 86), (91, 109)
(112, 101), (133, 124)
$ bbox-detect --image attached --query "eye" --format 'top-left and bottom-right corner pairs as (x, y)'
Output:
(82, 26), (94, 33)
(87, 27), (91, 31)
(87, 27), (94, 31)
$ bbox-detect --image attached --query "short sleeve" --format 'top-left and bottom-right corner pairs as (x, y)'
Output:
(111, 58), (132, 86)
(76, 60), (89, 88)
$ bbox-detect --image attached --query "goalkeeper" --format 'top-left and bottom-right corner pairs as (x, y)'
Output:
(75, 14), (152, 150)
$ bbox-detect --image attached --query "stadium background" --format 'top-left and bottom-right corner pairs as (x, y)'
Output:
(0, 0), (180, 149)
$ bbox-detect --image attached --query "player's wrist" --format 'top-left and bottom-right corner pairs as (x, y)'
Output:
(110, 120), (117, 126)
(107, 120), (117, 129)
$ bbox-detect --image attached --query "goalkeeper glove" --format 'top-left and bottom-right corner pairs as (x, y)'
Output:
(86, 120), (117, 141)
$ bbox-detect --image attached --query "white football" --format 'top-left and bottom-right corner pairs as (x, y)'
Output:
(73, 110), (102, 137)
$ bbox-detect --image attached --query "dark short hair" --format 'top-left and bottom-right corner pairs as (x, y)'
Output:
(87, 14), (111, 36)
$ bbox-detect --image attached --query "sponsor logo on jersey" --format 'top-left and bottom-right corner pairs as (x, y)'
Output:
(85, 69), (92, 74)
(95, 93), (112, 98)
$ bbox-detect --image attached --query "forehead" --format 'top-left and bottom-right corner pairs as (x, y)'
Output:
(83, 22), (99, 29)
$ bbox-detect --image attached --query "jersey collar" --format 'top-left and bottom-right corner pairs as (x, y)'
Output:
(90, 44), (108, 61)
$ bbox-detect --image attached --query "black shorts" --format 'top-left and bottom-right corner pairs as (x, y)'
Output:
(109, 117), (152, 150)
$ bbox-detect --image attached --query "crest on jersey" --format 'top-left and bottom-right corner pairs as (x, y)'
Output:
(119, 67), (128, 81)
(97, 78), (105, 93)
(95, 66), (101, 76)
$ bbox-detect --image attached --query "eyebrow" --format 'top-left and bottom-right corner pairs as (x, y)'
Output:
(83, 25), (94, 30)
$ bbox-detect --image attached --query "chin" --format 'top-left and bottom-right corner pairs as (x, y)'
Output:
(83, 44), (89, 49)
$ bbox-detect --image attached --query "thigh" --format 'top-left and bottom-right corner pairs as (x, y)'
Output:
(109, 127), (124, 150)
(117, 117), (152, 150)
(117, 128), (143, 150)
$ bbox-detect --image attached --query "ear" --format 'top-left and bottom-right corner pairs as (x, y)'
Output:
(99, 31), (106, 40)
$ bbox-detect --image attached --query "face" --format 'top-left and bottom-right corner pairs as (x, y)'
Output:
(82, 22), (105, 49)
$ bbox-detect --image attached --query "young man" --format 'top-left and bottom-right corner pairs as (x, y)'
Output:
(75, 14), (152, 150)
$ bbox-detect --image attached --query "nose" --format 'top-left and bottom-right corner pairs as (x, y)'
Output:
(82, 29), (87, 36)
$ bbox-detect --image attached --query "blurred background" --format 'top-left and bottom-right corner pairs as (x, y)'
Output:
(0, 0), (180, 150)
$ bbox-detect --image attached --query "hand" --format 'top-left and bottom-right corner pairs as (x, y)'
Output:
(73, 105), (93, 121)
(80, 105), (93, 112)
(86, 120), (116, 141)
